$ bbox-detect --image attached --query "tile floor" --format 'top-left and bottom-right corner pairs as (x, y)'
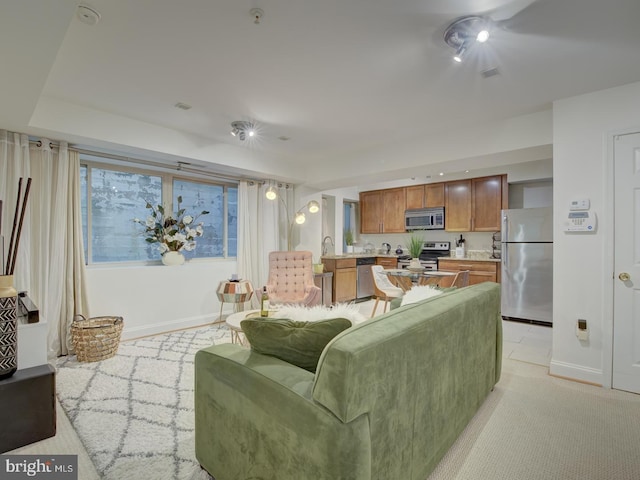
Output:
(357, 298), (553, 368)
(502, 318), (552, 367)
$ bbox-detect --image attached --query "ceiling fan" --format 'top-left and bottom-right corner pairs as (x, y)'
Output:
(443, 0), (538, 62)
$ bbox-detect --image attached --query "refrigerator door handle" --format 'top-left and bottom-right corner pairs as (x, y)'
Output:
(502, 242), (508, 271)
(502, 213), (508, 242)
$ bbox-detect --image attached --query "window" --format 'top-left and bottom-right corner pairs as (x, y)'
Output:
(80, 159), (238, 264)
(343, 201), (359, 249)
(173, 179), (238, 259)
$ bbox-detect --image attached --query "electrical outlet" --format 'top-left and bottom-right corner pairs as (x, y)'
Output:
(576, 319), (588, 341)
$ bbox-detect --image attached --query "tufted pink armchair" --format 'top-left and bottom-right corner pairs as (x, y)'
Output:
(266, 251), (321, 307)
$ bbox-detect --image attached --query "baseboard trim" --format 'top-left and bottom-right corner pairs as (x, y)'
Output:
(549, 359), (603, 386)
(120, 314), (217, 341)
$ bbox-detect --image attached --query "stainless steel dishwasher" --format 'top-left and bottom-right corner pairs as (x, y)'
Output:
(356, 257), (376, 299)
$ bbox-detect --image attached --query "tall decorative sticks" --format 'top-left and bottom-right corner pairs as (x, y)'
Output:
(4, 178), (32, 275)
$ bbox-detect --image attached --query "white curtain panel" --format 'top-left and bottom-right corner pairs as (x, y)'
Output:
(237, 181), (293, 308)
(0, 131), (31, 287)
(0, 130), (89, 357)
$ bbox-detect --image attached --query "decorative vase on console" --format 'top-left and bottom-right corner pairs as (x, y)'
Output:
(406, 232), (425, 271)
(344, 229), (354, 254)
(0, 275), (18, 380)
(408, 258), (423, 271)
(161, 251), (185, 266)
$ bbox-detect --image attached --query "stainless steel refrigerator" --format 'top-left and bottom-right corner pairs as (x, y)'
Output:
(501, 207), (553, 325)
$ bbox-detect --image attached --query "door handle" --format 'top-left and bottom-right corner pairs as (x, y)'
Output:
(619, 272), (631, 281)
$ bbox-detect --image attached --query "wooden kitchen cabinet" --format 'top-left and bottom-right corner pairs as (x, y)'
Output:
(406, 183), (444, 209)
(360, 188), (406, 233)
(444, 179), (472, 231)
(376, 256), (398, 269)
(321, 257), (357, 302)
(445, 175), (507, 232)
(425, 183), (445, 207)
(405, 185), (425, 209)
(438, 259), (500, 285)
(362, 175), (505, 234)
(472, 175), (505, 231)
(360, 191), (383, 233)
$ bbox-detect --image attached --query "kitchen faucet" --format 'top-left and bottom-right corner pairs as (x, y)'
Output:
(322, 235), (334, 256)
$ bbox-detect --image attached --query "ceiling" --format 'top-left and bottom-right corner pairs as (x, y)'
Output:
(3, 0), (640, 188)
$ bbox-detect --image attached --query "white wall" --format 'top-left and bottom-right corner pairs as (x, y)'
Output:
(86, 259), (237, 340)
(551, 80), (640, 386)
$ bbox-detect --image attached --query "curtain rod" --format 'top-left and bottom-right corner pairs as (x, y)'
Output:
(27, 137), (293, 188)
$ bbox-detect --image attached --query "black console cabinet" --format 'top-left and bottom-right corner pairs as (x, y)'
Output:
(0, 364), (56, 453)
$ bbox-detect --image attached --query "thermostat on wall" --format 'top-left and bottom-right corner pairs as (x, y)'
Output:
(569, 198), (590, 211)
(564, 211), (597, 232)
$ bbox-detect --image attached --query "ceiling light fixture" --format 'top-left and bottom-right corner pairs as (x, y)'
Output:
(476, 29), (490, 43)
(444, 15), (491, 63)
(230, 121), (256, 141)
(453, 45), (467, 63)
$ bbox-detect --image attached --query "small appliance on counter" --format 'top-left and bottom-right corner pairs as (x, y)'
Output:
(381, 242), (391, 254)
(395, 245), (404, 255)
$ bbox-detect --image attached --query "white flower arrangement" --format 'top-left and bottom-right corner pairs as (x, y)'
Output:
(134, 196), (209, 254)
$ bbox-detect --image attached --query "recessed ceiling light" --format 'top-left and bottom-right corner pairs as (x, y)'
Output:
(278, 136), (291, 141)
(439, 172), (444, 176)
(174, 102), (192, 110)
(77, 5), (101, 25)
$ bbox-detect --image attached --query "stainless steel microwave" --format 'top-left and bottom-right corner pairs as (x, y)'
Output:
(405, 207), (445, 231)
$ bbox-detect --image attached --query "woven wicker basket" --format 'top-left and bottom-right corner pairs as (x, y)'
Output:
(71, 315), (123, 362)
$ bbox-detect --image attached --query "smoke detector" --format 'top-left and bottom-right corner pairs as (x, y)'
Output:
(77, 5), (101, 25)
(250, 8), (264, 24)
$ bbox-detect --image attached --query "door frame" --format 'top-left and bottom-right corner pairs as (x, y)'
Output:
(604, 126), (640, 389)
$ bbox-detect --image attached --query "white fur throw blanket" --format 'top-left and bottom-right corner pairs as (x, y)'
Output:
(400, 285), (443, 307)
(275, 303), (366, 325)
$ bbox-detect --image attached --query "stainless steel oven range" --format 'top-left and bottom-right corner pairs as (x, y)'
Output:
(397, 241), (451, 270)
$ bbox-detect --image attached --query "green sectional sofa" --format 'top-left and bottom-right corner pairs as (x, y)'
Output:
(195, 282), (502, 480)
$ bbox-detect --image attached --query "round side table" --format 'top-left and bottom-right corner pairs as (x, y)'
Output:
(215, 280), (254, 324)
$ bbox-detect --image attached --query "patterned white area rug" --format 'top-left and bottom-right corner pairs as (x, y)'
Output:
(56, 325), (231, 480)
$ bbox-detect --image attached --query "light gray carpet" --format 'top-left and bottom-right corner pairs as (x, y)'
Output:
(54, 323), (640, 480)
(7, 401), (100, 479)
(429, 360), (640, 480)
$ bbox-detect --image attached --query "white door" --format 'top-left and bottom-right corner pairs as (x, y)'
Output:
(612, 132), (640, 393)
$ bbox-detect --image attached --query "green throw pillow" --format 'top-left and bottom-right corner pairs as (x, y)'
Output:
(240, 317), (352, 373)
